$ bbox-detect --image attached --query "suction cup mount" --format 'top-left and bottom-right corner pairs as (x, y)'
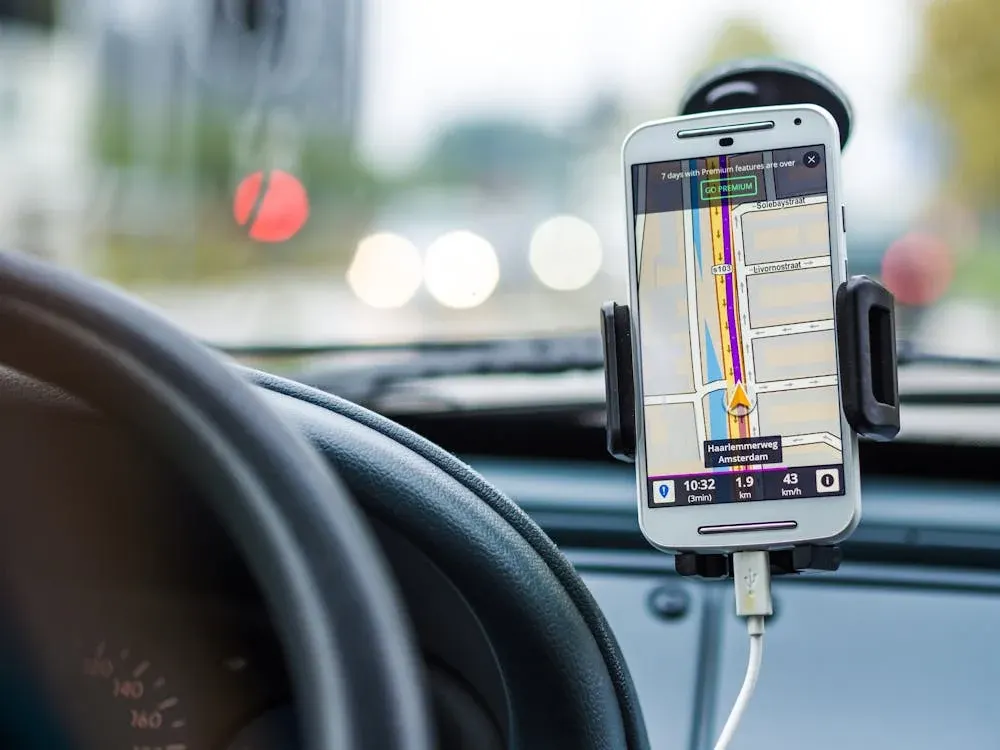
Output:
(678, 58), (853, 150)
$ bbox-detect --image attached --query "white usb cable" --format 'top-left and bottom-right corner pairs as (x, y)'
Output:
(713, 550), (773, 750)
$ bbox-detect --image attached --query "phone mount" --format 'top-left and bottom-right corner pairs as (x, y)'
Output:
(679, 58), (853, 149)
(605, 60), (898, 580)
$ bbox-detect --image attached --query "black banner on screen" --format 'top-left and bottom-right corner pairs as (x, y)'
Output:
(703, 436), (783, 468)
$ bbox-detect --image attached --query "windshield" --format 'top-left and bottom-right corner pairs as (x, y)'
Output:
(5, 0), (993, 355)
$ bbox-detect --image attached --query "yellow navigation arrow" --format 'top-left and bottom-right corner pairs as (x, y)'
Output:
(729, 381), (752, 412)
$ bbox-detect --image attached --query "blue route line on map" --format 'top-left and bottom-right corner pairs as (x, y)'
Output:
(689, 159), (702, 276)
(704, 324), (729, 443)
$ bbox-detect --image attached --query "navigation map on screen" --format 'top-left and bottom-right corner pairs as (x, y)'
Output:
(633, 146), (846, 508)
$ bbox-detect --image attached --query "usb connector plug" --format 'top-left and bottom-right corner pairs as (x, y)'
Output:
(732, 549), (773, 623)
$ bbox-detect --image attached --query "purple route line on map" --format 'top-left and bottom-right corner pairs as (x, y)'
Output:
(719, 155), (742, 384)
(648, 466), (789, 482)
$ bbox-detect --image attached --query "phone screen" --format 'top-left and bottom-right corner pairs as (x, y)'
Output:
(633, 145), (846, 509)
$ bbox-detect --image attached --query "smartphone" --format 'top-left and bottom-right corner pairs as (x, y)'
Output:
(622, 104), (860, 553)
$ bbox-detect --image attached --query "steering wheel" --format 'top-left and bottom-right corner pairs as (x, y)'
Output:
(0, 251), (431, 750)
(0, 250), (650, 750)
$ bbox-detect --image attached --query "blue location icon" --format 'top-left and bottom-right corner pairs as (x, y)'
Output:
(652, 479), (676, 504)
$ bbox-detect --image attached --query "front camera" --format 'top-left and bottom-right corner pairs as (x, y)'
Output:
(719, 136), (734, 147)
(794, 117), (802, 125)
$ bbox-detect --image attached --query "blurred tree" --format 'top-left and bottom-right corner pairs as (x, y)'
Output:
(581, 93), (624, 136)
(697, 17), (781, 73)
(0, 0), (56, 29)
(911, 0), (999, 208)
(575, 92), (626, 147)
(94, 100), (383, 204)
(416, 119), (573, 190)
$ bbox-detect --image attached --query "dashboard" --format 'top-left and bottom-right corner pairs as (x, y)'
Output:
(2, 386), (999, 750)
(470, 455), (1000, 750)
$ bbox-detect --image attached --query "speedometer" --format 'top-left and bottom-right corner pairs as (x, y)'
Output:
(21, 590), (294, 750)
(79, 641), (189, 750)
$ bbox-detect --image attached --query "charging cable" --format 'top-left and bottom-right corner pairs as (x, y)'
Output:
(713, 550), (772, 750)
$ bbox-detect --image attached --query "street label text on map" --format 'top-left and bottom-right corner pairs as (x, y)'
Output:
(704, 436), (784, 468)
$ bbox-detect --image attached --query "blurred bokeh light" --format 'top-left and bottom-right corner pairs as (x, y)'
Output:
(423, 230), (500, 309)
(529, 215), (603, 291)
(347, 232), (423, 309)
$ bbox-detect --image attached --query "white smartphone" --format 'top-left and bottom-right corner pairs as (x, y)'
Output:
(622, 104), (860, 554)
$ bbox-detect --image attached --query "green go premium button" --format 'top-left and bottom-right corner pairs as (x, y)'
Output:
(699, 175), (759, 202)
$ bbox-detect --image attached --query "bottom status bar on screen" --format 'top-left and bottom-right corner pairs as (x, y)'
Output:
(647, 465), (845, 507)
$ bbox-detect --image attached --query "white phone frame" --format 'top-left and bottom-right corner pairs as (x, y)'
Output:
(622, 104), (860, 553)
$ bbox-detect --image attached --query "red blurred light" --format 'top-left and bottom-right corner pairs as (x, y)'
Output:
(880, 232), (953, 307)
(233, 169), (310, 243)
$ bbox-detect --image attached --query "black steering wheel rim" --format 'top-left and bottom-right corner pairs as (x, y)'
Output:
(0, 251), (432, 750)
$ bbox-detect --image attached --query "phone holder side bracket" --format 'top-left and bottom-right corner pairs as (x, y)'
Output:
(601, 301), (636, 463)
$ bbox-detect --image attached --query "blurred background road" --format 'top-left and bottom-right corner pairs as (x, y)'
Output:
(0, 0), (996, 362)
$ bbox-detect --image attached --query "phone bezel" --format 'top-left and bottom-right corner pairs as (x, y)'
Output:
(622, 104), (860, 553)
